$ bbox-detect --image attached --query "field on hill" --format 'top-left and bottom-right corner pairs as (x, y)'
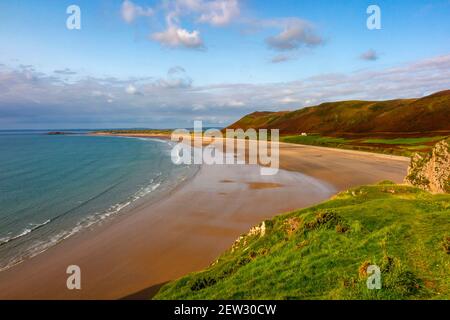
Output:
(281, 134), (447, 156)
(155, 182), (450, 300)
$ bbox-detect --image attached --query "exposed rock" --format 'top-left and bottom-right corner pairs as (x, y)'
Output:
(231, 221), (266, 252)
(405, 138), (450, 193)
(248, 221), (266, 237)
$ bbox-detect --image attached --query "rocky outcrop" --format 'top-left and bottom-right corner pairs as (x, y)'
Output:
(405, 138), (450, 193)
(231, 221), (266, 253)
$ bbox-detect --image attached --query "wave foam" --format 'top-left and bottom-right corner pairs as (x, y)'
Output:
(0, 219), (51, 247)
(0, 180), (162, 272)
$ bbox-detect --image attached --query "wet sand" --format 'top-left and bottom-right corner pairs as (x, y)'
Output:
(278, 142), (409, 190)
(0, 141), (409, 300)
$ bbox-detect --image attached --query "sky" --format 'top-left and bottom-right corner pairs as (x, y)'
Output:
(0, 0), (449, 129)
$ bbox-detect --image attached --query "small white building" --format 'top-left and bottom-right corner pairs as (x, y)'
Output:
(301, 132), (308, 136)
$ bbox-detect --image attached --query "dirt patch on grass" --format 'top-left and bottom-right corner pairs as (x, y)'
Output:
(285, 217), (303, 236)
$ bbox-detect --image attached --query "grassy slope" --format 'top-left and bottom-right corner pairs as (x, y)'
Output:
(280, 134), (447, 156)
(155, 182), (450, 300)
(228, 90), (450, 136)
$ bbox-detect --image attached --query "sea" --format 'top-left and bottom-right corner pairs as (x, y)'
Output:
(0, 130), (197, 271)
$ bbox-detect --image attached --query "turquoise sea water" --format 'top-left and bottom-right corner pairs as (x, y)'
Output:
(0, 131), (196, 271)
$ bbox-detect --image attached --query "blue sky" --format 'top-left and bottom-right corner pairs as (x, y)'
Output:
(0, 0), (449, 129)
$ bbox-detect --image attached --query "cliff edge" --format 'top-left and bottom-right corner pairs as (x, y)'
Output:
(405, 138), (450, 193)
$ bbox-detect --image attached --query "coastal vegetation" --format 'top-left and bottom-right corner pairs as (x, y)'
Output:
(280, 134), (446, 156)
(154, 181), (450, 300)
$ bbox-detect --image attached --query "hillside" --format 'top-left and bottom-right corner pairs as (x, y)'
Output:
(227, 90), (450, 136)
(155, 182), (450, 300)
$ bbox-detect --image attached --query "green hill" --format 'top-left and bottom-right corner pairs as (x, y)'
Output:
(226, 90), (450, 156)
(154, 182), (450, 300)
(228, 90), (450, 136)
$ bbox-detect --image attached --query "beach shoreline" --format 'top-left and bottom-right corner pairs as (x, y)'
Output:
(0, 136), (409, 300)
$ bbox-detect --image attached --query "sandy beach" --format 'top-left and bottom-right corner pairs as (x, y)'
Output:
(0, 139), (409, 300)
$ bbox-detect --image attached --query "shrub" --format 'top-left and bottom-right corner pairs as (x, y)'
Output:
(191, 277), (217, 291)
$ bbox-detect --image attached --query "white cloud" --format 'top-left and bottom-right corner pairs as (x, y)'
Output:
(271, 54), (295, 64)
(54, 68), (77, 75)
(265, 18), (323, 51)
(156, 66), (193, 88)
(151, 25), (203, 49)
(1, 54), (449, 127)
(279, 96), (299, 104)
(120, 1), (322, 55)
(169, 0), (240, 26)
(141, 0), (240, 49)
(121, 0), (154, 24)
(197, 0), (240, 26)
(224, 100), (245, 107)
(125, 84), (139, 95)
(192, 103), (206, 111)
(360, 49), (379, 61)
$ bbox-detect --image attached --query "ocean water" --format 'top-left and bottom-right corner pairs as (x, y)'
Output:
(0, 131), (197, 271)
